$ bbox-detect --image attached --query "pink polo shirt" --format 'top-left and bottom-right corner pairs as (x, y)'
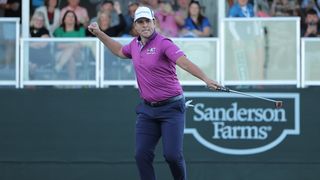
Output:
(122, 32), (184, 102)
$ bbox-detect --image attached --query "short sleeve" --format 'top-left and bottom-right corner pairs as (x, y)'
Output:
(162, 39), (185, 63)
(202, 18), (211, 28)
(122, 43), (132, 59)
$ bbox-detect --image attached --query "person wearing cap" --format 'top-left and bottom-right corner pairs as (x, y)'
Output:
(88, 6), (220, 180)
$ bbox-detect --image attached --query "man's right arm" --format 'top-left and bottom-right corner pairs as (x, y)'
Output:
(88, 22), (128, 59)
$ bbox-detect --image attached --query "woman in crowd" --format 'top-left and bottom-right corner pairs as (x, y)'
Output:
(29, 11), (52, 79)
(30, 11), (50, 38)
(60, 0), (89, 28)
(53, 10), (85, 79)
(180, 0), (211, 37)
(54, 10), (85, 37)
(34, 0), (60, 36)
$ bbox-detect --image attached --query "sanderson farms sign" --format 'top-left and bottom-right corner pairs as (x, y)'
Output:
(184, 92), (300, 155)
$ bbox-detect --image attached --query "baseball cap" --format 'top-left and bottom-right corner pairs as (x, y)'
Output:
(134, 6), (154, 22)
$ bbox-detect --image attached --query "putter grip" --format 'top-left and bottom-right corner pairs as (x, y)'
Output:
(216, 86), (230, 92)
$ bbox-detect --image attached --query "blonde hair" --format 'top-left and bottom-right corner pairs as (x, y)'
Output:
(30, 11), (46, 27)
(97, 10), (111, 22)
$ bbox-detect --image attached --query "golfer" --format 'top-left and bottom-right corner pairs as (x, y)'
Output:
(88, 6), (220, 180)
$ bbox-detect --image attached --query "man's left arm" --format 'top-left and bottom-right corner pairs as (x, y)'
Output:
(176, 56), (220, 90)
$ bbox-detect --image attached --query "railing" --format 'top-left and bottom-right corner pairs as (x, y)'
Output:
(100, 38), (136, 87)
(1, 17), (320, 88)
(175, 38), (219, 86)
(100, 38), (219, 87)
(0, 18), (20, 88)
(20, 38), (100, 88)
(301, 38), (320, 88)
(221, 17), (300, 87)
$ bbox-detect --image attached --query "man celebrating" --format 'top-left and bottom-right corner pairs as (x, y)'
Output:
(88, 6), (220, 180)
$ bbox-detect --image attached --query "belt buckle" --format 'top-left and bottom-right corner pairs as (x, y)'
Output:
(150, 102), (158, 106)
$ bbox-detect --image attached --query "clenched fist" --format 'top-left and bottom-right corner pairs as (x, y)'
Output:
(88, 22), (100, 36)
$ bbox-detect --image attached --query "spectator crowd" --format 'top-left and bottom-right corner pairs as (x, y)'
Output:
(1, 0), (320, 38)
(0, 0), (319, 82)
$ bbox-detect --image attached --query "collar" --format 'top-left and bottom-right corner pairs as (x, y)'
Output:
(137, 31), (158, 45)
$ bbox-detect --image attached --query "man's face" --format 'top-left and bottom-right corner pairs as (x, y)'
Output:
(134, 18), (155, 38)
(101, 3), (113, 11)
(178, 0), (190, 9)
(306, 14), (319, 25)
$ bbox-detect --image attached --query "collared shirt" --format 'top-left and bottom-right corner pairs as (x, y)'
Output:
(122, 32), (185, 102)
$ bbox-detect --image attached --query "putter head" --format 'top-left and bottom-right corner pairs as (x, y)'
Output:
(275, 101), (283, 108)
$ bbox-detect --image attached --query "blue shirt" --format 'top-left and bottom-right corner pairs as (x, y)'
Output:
(183, 17), (211, 32)
(228, 3), (255, 17)
(32, 0), (44, 7)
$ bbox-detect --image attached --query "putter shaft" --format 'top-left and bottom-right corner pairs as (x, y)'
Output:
(229, 89), (278, 103)
(216, 86), (281, 104)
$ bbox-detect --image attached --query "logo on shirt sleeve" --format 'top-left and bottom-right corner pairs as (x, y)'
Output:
(175, 50), (183, 54)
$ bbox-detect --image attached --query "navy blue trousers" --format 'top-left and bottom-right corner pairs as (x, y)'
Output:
(135, 98), (187, 180)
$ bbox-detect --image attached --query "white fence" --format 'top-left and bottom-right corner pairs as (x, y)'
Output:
(1, 18), (319, 88)
(221, 17), (300, 87)
(0, 18), (20, 88)
(301, 38), (320, 88)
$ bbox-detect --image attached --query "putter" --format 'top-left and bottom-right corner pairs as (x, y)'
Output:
(216, 86), (283, 108)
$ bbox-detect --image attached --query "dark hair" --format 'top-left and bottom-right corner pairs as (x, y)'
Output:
(60, 10), (81, 31)
(306, 9), (318, 16)
(188, 0), (205, 27)
(101, 0), (114, 6)
(44, 0), (58, 8)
